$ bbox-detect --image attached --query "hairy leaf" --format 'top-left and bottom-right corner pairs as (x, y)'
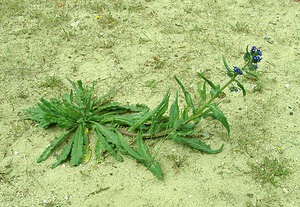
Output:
(222, 55), (234, 77)
(70, 124), (85, 166)
(174, 76), (195, 111)
(197, 73), (217, 91)
(136, 133), (163, 179)
(129, 91), (170, 131)
(208, 103), (230, 137)
(198, 82), (207, 102)
(115, 130), (147, 161)
(169, 92), (179, 128)
(173, 136), (224, 154)
(37, 128), (75, 163)
(235, 79), (246, 96)
(92, 122), (124, 153)
(52, 135), (76, 168)
(94, 126), (123, 162)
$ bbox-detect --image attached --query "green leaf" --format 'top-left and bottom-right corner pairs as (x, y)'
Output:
(92, 122), (124, 153)
(174, 76), (195, 111)
(208, 103), (230, 137)
(173, 136), (224, 154)
(92, 102), (121, 114)
(92, 89), (116, 106)
(148, 91), (169, 136)
(129, 91), (170, 131)
(243, 46), (251, 62)
(182, 107), (189, 120)
(169, 92), (179, 127)
(70, 124), (85, 166)
(52, 135), (76, 168)
(93, 123), (123, 162)
(235, 80), (246, 96)
(37, 128), (76, 163)
(197, 73), (217, 91)
(95, 138), (102, 161)
(244, 69), (258, 80)
(198, 82), (207, 102)
(115, 130), (147, 161)
(209, 84), (221, 97)
(136, 133), (163, 179)
(222, 55), (234, 77)
(147, 160), (163, 180)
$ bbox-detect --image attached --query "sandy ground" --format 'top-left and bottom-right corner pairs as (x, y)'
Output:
(0, 0), (299, 206)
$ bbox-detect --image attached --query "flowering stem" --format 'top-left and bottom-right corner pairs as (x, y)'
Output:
(185, 74), (238, 123)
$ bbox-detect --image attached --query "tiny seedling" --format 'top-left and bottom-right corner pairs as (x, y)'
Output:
(25, 46), (263, 179)
(40, 74), (62, 88)
(248, 156), (290, 187)
(230, 21), (250, 33)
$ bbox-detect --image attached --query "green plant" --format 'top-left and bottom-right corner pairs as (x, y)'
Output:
(25, 45), (263, 179)
(40, 74), (63, 88)
(248, 156), (290, 186)
(230, 21), (250, 33)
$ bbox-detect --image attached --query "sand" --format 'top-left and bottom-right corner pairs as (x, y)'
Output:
(0, 0), (299, 206)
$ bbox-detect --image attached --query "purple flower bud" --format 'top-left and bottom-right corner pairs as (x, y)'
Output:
(252, 56), (262, 63)
(251, 46), (257, 54)
(233, 66), (243, 75)
(257, 49), (262, 56)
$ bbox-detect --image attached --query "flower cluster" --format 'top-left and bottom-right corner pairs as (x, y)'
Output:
(232, 45), (263, 76)
(244, 45), (263, 71)
(250, 46), (262, 64)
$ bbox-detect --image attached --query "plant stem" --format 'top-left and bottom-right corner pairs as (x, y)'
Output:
(185, 74), (238, 123)
(117, 72), (241, 139)
(118, 128), (172, 139)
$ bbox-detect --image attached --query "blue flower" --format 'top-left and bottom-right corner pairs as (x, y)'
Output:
(233, 66), (243, 75)
(253, 65), (258, 70)
(251, 46), (257, 54)
(257, 49), (262, 56)
(252, 56), (261, 63)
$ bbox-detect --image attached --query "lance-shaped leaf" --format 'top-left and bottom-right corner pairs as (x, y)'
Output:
(208, 103), (230, 137)
(70, 124), (86, 166)
(115, 130), (148, 161)
(136, 133), (163, 179)
(209, 84), (221, 97)
(198, 82), (207, 102)
(94, 126), (123, 162)
(222, 55), (234, 77)
(243, 69), (258, 80)
(235, 79), (246, 96)
(95, 138), (103, 161)
(174, 76), (195, 111)
(37, 128), (76, 163)
(92, 122), (125, 153)
(169, 92), (179, 128)
(197, 73), (217, 91)
(52, 134), (76, 168)
(172, 135), (224, 154)
(129, 91), (170, 131)
(148, 92), (169, 136)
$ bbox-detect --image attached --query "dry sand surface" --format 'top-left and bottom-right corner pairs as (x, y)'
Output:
(0, 0), (299, 206)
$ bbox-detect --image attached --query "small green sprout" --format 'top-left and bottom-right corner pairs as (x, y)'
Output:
(248, 156), (290, 186)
